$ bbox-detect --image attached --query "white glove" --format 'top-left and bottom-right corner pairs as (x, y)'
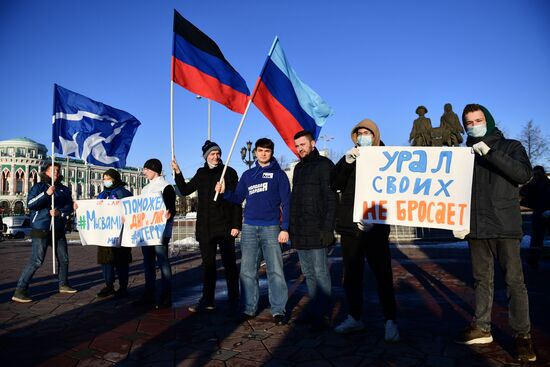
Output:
(542, 210), (550, 218)
(472, 142), (490, 156)
(357, 221), (374, 232)
(345, 147), (360, 164)
(452, 228), (470, 239)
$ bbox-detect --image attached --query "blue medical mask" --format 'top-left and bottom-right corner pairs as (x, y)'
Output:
(103, 180), (113, 188)
(357, 135), (373, 147)
(467, 125), (487, 138)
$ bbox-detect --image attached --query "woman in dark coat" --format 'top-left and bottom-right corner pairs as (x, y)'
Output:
(96, 169), (133, 298)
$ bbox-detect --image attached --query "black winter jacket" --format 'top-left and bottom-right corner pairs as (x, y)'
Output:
(175, 163), (242, 243)
(466, 128), (532, 239)
(331, 155), (390, 239)
(290, 149), (337, 249)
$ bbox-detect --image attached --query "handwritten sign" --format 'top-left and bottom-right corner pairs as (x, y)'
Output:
(120, 193), (167, 247)
(353, 147), (474, 231)
(76, 199), (124, 247)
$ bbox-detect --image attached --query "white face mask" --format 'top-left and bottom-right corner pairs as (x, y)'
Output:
(467, 125), (487, 138)
(357, 135), (373, 147)
(103, 180), (113, 188)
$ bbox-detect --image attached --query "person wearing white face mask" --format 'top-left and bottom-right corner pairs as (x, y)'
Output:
(453, 104), (536, 363)
(330, 119), (400, 342)
(95, 169), (133, 298)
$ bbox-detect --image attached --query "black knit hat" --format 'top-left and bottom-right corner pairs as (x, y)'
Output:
(103, 168), (122, 184)
(143, 158), (162, 174)
(202, 140), (221, 160)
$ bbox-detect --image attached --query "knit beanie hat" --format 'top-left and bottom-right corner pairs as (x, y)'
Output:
(202, 140), (221, 160)
(143, 158), (162, 174)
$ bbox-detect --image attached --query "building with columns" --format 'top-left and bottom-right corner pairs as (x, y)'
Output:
(0, 137), (147, 216)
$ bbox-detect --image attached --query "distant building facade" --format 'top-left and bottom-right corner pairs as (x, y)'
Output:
(0, 137), (147, 216)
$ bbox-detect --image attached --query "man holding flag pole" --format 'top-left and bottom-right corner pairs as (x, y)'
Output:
(12, 161), (75, 303)
(12, 84), (140, 303)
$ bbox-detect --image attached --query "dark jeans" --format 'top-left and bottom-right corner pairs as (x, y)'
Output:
(468, 238), (531, 335)
(340, 231), (397, 321)
(199, 236), (239, 304)
(16, 235), (70, 290)
(297, 248), (331, 318)
(141, 237), (172, 299)
(102, 263), (129, 290)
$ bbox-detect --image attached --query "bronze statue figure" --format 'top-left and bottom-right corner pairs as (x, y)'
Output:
(440, 103), (464, 146)
(409, 105), (433, 146)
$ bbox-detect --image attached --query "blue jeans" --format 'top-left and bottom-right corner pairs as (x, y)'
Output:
(240, 224), (288, 316)
(297, 248), (331, 317)
(102, 263), (129, 290)
(16, 235), (70, 290)
(468, 239), (531, 335)
(141, 237), (172, 299)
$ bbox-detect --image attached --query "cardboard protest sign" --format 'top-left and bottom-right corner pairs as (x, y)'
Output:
(120, 193), (167, 247)
(75, 199), (124, 247)
(353, 147), (474, 231)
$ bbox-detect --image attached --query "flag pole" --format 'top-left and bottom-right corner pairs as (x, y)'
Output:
(51, 85), (57, 275)
(213, 99), (253, 201)
(207, 98), (212, 140)
(170, 79), (175, 168)
(50, 143), (57, 274)
(213, 36), (279, 202)
(170, 32), (176, 177)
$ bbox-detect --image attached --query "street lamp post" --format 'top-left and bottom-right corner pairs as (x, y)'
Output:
(240, 140), (255, 169)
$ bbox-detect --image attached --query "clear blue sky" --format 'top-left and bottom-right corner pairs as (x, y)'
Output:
(1, 0), (549, 178)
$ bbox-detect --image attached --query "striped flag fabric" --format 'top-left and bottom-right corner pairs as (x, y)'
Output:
(171, 10), (250, 114)
(252, 37), (333, 154)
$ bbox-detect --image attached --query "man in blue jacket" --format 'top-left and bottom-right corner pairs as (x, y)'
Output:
(12, 162), (75, 303)
(216, 138), (290, 325)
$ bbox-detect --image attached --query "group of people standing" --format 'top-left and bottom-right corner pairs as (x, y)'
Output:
(10, 103), (539, 362)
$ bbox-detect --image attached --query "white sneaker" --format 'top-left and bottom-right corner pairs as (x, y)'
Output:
(334, 315), (365, 334)
(385, 320), (400, 342)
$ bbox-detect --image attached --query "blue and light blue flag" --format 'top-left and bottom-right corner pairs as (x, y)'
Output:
(252, 37), (333, 155)
(52, 84), (141, 168)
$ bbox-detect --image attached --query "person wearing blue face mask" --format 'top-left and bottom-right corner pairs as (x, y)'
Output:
(95, 169), (133, 298)
(454, 104), (536, 363)
(330, 119), (400, 342)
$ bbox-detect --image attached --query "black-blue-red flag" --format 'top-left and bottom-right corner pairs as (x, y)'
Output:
(171, 10), (250, 113)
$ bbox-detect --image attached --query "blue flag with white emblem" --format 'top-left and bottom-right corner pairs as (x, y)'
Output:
(52, 84), (141, 168)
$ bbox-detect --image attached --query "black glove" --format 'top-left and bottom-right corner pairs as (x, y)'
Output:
(320, 230), (335, 247)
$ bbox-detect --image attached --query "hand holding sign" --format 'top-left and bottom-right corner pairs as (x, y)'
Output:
(472, 142), (490, 156)
(345, 147), (360, 164)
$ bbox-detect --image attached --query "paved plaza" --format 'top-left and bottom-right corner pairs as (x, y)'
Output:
(0, 238), (548, 366)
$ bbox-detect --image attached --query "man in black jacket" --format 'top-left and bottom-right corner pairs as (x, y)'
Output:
(454, 104), (536, 363)
(330, 119), (400, 342)
(290, 130), (337, 331)
(172, 140), (242, 313)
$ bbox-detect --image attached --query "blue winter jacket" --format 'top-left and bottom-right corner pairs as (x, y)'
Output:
(223, 159), (291, 230)
(27, 174), (73, 232)
(97, 185), (132, 200)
